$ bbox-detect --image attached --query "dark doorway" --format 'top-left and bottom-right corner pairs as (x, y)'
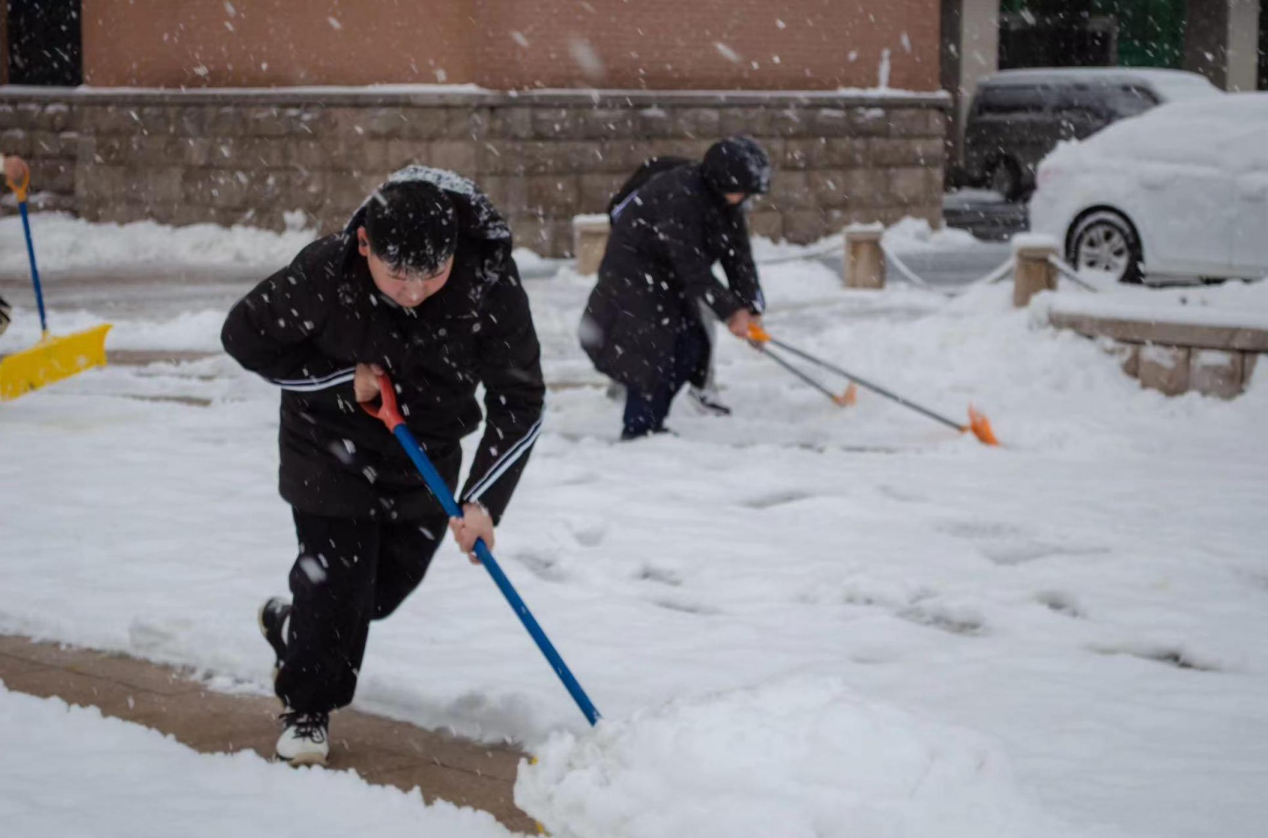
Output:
(6, 0), (83, 86)
(999, 1), (1119, 69)
(1260, 0), (1267, 90)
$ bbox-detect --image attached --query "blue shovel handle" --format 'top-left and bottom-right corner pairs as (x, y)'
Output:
(362, 373), (600, 727)
(5, 165), (49, 335)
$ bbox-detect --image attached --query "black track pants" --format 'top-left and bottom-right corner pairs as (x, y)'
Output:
(275, 508), (449, 714)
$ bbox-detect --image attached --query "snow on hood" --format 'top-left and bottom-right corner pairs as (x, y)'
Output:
(344, 165), (511, 242)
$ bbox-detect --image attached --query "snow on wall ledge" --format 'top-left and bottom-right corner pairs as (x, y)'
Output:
(0, 86), (949, 256)
(1036, 281), (1268, 399)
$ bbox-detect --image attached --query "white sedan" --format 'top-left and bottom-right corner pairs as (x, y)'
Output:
(1029, 93), (1268, 284)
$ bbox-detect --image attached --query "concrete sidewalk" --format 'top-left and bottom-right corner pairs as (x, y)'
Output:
(0, 634), (537, 834)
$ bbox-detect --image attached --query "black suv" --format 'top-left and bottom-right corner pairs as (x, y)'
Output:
(962, 68), (1219, 201)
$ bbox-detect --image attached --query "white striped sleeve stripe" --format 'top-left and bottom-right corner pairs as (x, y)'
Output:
(269, 367), (357, 392)
(462, 418), (544, 503)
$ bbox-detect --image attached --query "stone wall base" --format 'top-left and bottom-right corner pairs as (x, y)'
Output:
(0, 88), (949, 256)
(1124, 344), (1258, 400)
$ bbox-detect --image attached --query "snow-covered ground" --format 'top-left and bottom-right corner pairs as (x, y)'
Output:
(2, 217), (1266, 838)
(0, 686), (519, 838)
(0, 211), (314, 276)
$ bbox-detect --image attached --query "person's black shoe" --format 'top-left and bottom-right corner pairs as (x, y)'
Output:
(688, 386), (732, 417)
(257, 597), (291, 678)
(621, 426), (677, 441)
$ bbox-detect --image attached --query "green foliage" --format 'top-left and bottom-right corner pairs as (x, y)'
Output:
(1001, 0), (1187, 69)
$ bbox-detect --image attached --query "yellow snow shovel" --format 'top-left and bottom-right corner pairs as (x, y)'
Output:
(0, 163), (111, 401)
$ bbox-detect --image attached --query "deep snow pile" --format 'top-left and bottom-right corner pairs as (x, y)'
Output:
(517, 677), (1118, 838)
(0, 686), (520, 838)
(882, 216), (981, 252)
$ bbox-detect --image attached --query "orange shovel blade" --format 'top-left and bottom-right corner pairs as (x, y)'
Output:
(966, 406), (999, 446)
(832, 382), (858, 407)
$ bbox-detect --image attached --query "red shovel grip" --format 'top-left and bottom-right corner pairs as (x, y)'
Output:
(359, 372), (405, 432)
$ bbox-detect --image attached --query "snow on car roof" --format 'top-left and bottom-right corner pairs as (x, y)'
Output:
(1050, 93), (1268, 170)
(981, 67), (1219, 98)
(1123, 91), (1268, 124)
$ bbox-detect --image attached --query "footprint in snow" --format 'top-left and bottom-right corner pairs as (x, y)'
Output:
(877, 484), (927, 504)
(937, 521), (1109, 567)
(896, 603), (987, 636)
(650, 596), (721, 616)
(1034, 590), (1086, 618)
(512, 551), (569, 583)
(567, 520), (607, 548)
(635, 564), (683, 587)
(1088, 642), (1222, 672)
(740, 490), (812, 510)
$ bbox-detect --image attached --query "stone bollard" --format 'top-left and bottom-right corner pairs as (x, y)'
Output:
(1011, 233), (1060, 307)
(844, 223), (886, 290)
(572, 213), (611, 276)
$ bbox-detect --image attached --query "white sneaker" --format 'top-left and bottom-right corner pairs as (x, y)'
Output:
(276, 710), (329, 766)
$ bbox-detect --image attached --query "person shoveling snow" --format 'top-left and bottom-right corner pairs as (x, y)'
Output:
(221, 167), (545, 765)
(580, 136), (771, 440)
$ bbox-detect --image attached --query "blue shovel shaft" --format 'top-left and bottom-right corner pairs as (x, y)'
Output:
(17, 201), (49, 335)
(390, 423), (601, 727)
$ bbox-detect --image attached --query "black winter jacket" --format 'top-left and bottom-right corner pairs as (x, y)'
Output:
(580, 163), (764, 392)
(222, 167), (544, 524)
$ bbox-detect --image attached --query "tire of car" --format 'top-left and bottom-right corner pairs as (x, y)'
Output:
(1068, 209), (1143, 285)
(988, 157), (1024, 202)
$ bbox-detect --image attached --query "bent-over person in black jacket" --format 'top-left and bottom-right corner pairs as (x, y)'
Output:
(221, 166), (544, 765)
(580, 136), (771, 440)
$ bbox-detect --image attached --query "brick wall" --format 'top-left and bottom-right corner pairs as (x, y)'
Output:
(81, 0), (476, 88)
(473, 0), (940, 91)
(0, 88), (948, 256)
(80, 0), (940, 92)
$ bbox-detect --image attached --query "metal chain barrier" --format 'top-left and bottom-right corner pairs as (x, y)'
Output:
(755, 231), (1099, 295)
(1046, 253), (1101, 292)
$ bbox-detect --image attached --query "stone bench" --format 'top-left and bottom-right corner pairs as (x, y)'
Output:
(1046, 296), (1266, 399)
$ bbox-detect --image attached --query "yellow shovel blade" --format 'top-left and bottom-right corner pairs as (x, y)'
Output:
(0, 323), (112, 401)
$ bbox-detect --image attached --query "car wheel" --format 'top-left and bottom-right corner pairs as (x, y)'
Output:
(988, 158), (1024, 202)
(1069, 210), (1143, 285)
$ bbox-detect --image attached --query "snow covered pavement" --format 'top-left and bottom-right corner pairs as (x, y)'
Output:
(2, 222), (1266, 837)
(0, 685), (521, 838)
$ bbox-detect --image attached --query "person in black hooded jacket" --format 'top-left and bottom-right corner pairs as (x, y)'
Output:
(580, 136), (771, 439)
(221, 166), (544, 765)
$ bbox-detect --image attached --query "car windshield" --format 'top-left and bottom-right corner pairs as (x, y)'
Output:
(1104, 86), (1156, 117)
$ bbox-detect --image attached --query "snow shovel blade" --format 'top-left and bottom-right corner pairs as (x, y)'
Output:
(0, 323), (112, 401)
(832, 382), (859, 407)
(966, 405), (999, 446)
